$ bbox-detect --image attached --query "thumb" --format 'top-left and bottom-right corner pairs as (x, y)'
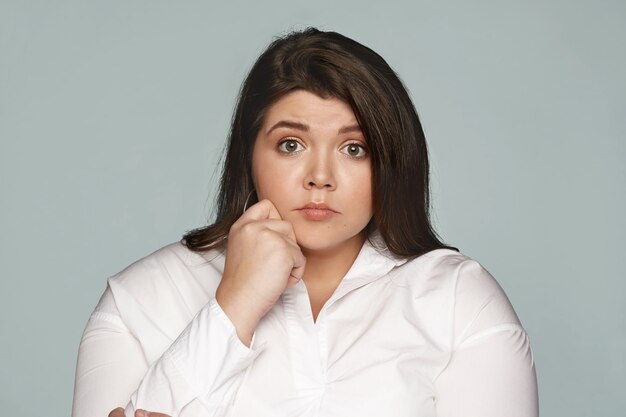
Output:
(262, 199), (282, 220)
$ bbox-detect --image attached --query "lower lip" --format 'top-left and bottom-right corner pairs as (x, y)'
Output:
(299, 208), (337, 221)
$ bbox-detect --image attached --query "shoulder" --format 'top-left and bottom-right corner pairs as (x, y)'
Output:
(393, 248), (500, 295)
(105, 241), (226, 359)
(392, 248), (522, 346)
(108, 240), (225, 296)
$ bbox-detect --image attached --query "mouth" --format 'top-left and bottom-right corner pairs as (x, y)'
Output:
(296, 202), (338, 221)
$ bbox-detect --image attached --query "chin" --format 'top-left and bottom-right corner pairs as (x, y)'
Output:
(293, 225), (364, 254)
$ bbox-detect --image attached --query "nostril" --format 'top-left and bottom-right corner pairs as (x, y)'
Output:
(308, 181), (332, 189)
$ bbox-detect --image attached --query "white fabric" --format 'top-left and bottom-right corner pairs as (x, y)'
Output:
(72, 235), (538, 417)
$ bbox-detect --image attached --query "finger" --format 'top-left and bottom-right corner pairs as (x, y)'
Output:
(134, 410), (172, 417)
(234, 200), (298, 243)
(263, 199), (282, 220)
(289, 246), (307, 281)
(108, 408), (125, 417)
(238, 199), (282, 223)
(252, 219), (298, 243)
(280, 218), (298, 243)
(286, 275), (301, 288)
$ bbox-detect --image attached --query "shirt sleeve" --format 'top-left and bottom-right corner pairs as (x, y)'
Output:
(72, 285), (263, 417)
(72, 286), (149, 417)
(433, 260), (539, 417)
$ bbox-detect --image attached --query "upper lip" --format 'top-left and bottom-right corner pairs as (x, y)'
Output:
(299, 202), (338, 212)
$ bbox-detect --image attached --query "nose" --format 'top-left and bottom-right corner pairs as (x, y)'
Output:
(303, 151), (336, 190)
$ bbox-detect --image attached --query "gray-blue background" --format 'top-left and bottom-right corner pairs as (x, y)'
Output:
(1, 1), (624, 416)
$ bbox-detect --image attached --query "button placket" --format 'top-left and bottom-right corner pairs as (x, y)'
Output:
(281, 281), (325, 392)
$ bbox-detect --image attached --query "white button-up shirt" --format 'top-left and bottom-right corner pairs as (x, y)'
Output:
(72, 235), (538, 417)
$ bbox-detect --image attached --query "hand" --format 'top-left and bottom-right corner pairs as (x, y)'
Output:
(215, 199), (306, 346)
(108, 407), (171, 417)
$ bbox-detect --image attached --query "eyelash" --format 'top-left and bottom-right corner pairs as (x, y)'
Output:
(277, 138), (369, 159)
(277, 139), (304, 154)
(342, 142), (368, 158)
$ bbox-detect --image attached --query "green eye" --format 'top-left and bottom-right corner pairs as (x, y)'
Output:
(278, 139), (303, 153)
(341, 143), (367, 158)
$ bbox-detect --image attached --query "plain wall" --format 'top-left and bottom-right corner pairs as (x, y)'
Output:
(1, 1), (624, 416)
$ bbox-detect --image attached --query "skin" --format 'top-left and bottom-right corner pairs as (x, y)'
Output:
(217, 89), (373, 345)
(108, 90), (373, 415)
(252, 90), (373, 257)
(108, 408), (170, 417)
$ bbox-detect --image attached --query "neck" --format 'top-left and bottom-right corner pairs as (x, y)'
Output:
(300, 233), (366, 288)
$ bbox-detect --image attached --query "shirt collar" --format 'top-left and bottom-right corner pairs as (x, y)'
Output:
(341, 229), (407, 283)
(306, 229), (404, 307)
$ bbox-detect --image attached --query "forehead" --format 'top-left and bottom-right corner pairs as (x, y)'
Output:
(261, 90), (358, 130)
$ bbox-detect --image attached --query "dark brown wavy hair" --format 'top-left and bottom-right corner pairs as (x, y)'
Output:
(182, 27), (457, 258)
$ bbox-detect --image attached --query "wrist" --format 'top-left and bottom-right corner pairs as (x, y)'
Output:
(215, 287), (260, 347)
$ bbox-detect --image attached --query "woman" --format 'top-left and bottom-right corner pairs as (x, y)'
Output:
(72, 28), (538, 417)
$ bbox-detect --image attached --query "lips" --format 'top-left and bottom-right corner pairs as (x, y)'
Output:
(300, 202), (337, 212)
(297, 202), (338, 221)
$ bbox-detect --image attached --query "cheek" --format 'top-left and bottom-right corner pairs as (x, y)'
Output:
(349, 167), (373, 208)
(251, 145), (274, 198)
(253, 160), (292, 202)
(359, 183), (374, 218)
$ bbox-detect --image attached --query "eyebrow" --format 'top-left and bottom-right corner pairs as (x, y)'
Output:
(266, 120), (308, 135)
(338, 124), (362, 134)
(265, 120), (362, 135)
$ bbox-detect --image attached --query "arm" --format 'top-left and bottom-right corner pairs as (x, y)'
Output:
(433, 260), (539, 417)
(72, 286), (262, 417)
(128, 198), (303, 416)
(73, 200), (301, 416)
(72, 287), (149, 417)
(433, 325), (538, 417)
(123, 296), (262, 416)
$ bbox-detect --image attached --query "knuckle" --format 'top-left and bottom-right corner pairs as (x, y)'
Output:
(239, 222), (257, 235)
(258, 227), (274, 240)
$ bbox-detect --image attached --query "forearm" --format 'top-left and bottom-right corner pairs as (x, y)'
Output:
(124, 298), (263, 417)
(73, 287), (263, 417)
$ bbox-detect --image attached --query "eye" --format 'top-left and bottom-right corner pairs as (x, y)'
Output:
(277, 139), (304, 154)
(341, 143), (368, 158)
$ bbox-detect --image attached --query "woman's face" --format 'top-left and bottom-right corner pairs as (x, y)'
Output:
(251, 90), (373, 254)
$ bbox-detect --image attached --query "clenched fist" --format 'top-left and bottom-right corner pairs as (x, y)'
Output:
(215, 199), (306, 346)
